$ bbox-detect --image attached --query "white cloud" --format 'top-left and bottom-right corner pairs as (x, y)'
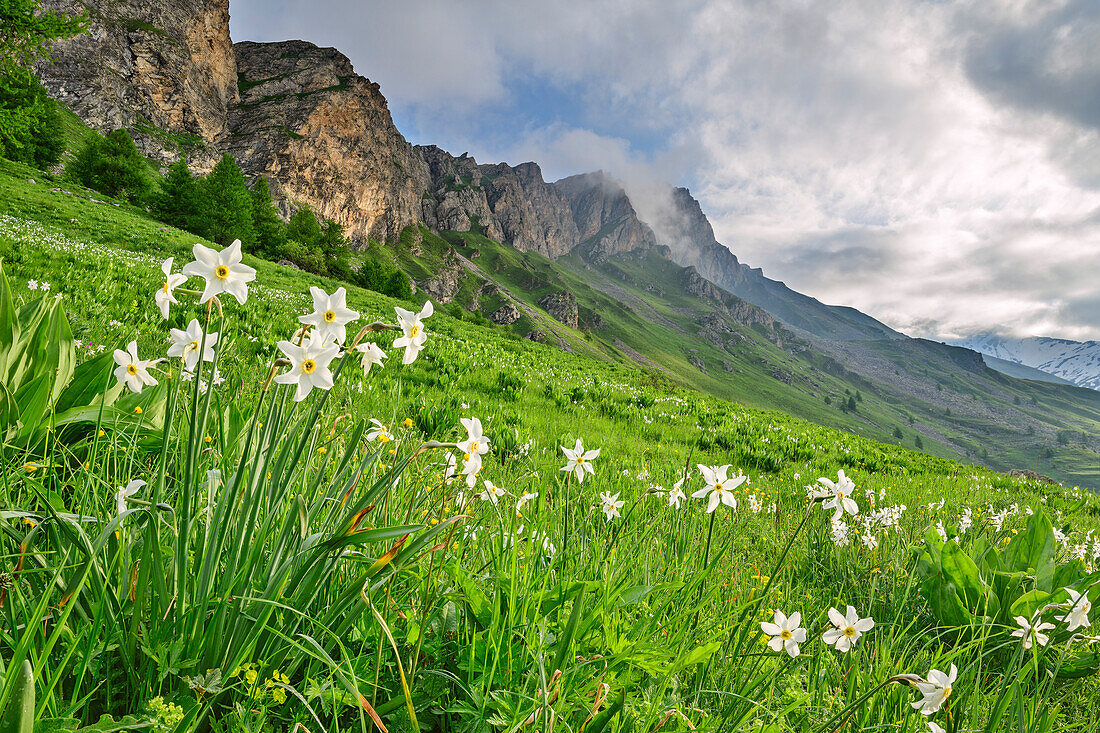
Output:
(230, 0), (1100, 341)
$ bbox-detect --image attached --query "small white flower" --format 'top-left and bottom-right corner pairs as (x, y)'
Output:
(112, 341), (159, 393)
(760, 610), (806, 657)
(600, 491), (625, 522)
(822, 606), (875, 653)
(911, 664), (957, 715)
(819, 469), (859, 521)
(691, 464), (745, 513)
(1056, 588), (1092, 632)
(27, 279), (38, 290)
(458, 417), (491, 457)
(167, 318), (218, 372)
(116, 479), (146, 516)
(40, 281), (50, 292)
(560, 438), (600, 483)
(668, 479), (686, 509)
(461, 452), (482, 487)
(392, 300), (433, 364)
(927, 722), (946, 733)
(862, 534), (879, 551)
(273, 337), (340, 402)
(479, 480), (506, 504)
(181, 240), (256, 304)
(515, 490), (538, 516)
(1011, 615), (1055, 650)
(366, 418), (393, 443)
(354, 341), (387, 375)
(155, 257), (188, 319)
(299, 286), (359, 344)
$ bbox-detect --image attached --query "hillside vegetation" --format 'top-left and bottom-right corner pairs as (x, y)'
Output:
(2, 151), (1100, 732)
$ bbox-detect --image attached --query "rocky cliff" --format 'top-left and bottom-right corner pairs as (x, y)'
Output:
(35, 0), (237, 168)
(227, 41), (431, 244)
(552, 172), (658, 262)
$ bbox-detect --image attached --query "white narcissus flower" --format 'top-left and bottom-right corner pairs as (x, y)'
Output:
(182, 240), (256, 304)
(462, 452), (483, 488)
(479, 480), (506, 504)
(760, 610), (806, 657)
(155, 257), (188, 319)
(927, 723), (946, 733)
(600, 491), (625, 522)
(822, 606), (875, 652)
(1011, 615), (1055, 649)
(691, 464), (745, 513)
(862, 534), (879, 551)
(167, 318), (218, 372)
(515, 490), (538, 516)
(354, 341), (387, 375)
(458, 417), (491, 457)
(668, 479), (686, 509)
(392, 300), (433, 364)
(274, 337), (340, 402)
(1057, 588), (1092, 632)
(911, 664), (957, 715)
(299, 286), (359, 344)
(366, 418), (393, 443)
(113, 341), (159, 393)
(116, 479), (146, 516)
(819, 469), (859, 521)
(443, 452), (458, 483)
(560, 438), (600, 483)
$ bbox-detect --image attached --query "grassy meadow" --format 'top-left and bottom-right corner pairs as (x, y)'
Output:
(1, 153), (1100, 733)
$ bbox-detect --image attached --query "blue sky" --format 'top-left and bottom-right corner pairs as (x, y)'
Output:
(230, 0), (1100, 341)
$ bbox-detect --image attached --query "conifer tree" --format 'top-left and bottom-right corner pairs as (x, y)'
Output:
(67, 129), (152, 204)
(154, 159), (205, 234)
(201, 153), (254, 247)
(249, 176), (286, 257)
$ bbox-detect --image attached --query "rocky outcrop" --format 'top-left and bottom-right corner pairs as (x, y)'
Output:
(489, 303), (522, 325)
(552, 171), (658, 262)
(538, 292), (579, 329)
(227, 41), (431, 244)
(419, 251), (465, 303)
(418, 146), (504, 241)
(35, 0), (237, 167)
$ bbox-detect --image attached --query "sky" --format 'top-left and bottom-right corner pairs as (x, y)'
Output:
(230, 0), (1100, 342)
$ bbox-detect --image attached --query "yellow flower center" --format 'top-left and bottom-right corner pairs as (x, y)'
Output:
(942, 686), (952, 700)
(714, 483), (722, 492)
(838, 491), (846, 499)
(162, 282), (169, 293)
(409, 324), (420, 337)
(324, 310), (336, 322)
(380, 434), (390, 443)
(215, 265), (230, 279)
(844, 626), (856, 638)
(126, 364), (138, 375)
(576, 455), (584, 464)
(301, 359), (317, 374)
(188, 340), (199, 352)
(780, 629), (792, 640)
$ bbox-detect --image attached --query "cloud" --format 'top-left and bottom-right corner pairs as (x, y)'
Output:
(229, 0), (1100, 341)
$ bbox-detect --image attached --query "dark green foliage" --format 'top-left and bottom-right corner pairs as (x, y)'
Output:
(153, 159), (204, 233)
(248, 176), (286, 257)
(892, 426), (903, 440)
(66, 129), (152, 204)
(915, 435), (924, 449)
(0, 0), (87, 73)
(200, 153), (254, 247)
(287, 203), (322, 246)
(0, 67), (63, 167)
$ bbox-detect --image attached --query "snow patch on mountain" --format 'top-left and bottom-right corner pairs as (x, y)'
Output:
(954, 335), (1100, 391)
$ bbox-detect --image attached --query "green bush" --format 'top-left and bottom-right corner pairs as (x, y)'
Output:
(0, 67), (63, 168)
(66, 129), (152, 204)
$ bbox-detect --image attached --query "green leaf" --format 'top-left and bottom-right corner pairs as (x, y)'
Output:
(0, 659), (34, 733)
(940, 540), (989, 614)
(1004, 510), (1054, 576)
(1009, 589), (1052, 619)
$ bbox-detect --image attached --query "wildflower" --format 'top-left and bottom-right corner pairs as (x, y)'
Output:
(355, 341), (387, 374)
(393, 300), (434, 364)
(299, 286), (359, 344)
(668, 479), (686, 509)
(819, 470), (859, 521)
(113, 341), (159, 393)
(274, 337), (340, 402)
(1011, 615), (1054, 649)
(116, 479), (146, 515)
(461, 452), (482, 488)
(1056, 588), (1092, 632)
(822, 606), (874, 652)
(443, 452), (458, 483)
(156, 257), (188, 319)
(366, 419), (393, 443)
(516, 490), (538, 516)
(40, 282), (50, 292)
(182, 240), (256, 304)
(691, 464), (745, 513)
(862, 534), (879, 551)
(27, 279), (37, 290)
(600, 491), (625, 522)
(560, 438), (600, 483)
(911, 664), (957, 715)
(928, 723), (946, 733)
(167, 318), (218, 371)
(458, 417), (491, 457)
(760, 610), (806, 657)
(479, 480), (506, 504)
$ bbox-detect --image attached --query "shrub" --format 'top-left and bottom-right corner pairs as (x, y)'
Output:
(0, 67), (63, 168)
(66, 129), (152, 204)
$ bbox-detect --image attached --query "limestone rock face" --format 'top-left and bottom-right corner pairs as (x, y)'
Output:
(489, 303), (522, 325)
(418, 146), (504, 241)
(35, 0), (237, 166)
(538, 291), (579, 329)
(227, 41), (431, 245)
(552, 171), (658, 262)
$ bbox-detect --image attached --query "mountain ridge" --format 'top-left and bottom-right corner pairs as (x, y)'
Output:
(954, 335), (1100, 391)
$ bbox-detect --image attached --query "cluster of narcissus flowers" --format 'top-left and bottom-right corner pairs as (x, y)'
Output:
(117, 241), (438, 402)
(761, 605), (874, 658)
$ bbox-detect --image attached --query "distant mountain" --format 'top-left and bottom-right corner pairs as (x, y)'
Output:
(955, 336), (1100, 391)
